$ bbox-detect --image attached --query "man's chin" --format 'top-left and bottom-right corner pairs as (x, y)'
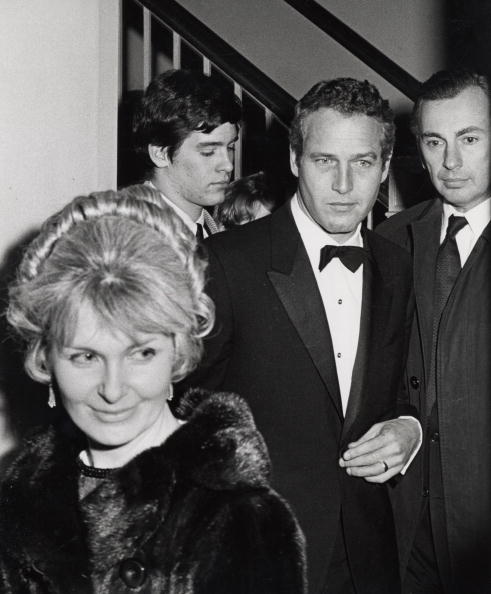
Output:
(440, 189), (485, 211)
(321, 225), (360, 243)
(320, 216), (360, 236)
(205, 191), (227, 206)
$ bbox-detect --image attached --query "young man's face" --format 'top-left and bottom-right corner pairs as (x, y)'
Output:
(418, 86), (491, 212)
(156, 122), (238, 219)
(290, 107), (390, 243)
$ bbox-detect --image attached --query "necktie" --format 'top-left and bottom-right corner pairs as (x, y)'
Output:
(427, 214), (467, 414)
(196, 222), (212, 241)
(432, 215), (468, 325)
(319, 245), (370, 273)
(195, 223), (205, 241)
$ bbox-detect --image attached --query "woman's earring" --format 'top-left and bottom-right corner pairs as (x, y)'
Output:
(167, 383), (174, 402)
(48, 383), (56, 408)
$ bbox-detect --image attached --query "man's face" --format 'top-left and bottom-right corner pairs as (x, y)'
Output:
(418, 86), (491, 212)
(157, 122), (238, 218)
(290, 108), (389, 243)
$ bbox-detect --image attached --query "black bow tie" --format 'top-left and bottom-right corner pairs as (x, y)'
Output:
(319, 245), (370, 272)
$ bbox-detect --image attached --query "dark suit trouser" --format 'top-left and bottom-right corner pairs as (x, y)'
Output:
(403, 501), (445, 594)
(403, 405), (450, 594)
(323, 517), (356, 594)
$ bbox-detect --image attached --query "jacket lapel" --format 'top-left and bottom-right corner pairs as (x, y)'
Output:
(267, 205), (343, 420)
(342, 231), (395, 439)
(203, 209), (219, 234)
(342, 254), (373, 439)
(410, 201), (442, 378)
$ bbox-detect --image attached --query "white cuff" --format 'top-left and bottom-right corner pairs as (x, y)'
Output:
(398, 416), (422, 475)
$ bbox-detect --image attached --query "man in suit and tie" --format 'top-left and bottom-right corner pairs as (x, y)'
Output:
(184, 78), (421, 593)
(378, 70), (491, 593)
(132, 69), (241, 237)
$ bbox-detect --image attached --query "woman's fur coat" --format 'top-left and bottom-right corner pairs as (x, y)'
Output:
(0, 389), (306, 593)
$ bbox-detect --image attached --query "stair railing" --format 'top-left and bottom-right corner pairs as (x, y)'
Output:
(123, 0), (420, 221)
(125, 0), (295, 181)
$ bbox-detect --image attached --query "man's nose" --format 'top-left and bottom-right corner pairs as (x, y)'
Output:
(443, 143), (462, 170)
(332, 164), (352, 194)
(217, 148), (234, 173)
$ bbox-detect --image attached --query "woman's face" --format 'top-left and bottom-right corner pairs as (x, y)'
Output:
(49, 301), (175, 464)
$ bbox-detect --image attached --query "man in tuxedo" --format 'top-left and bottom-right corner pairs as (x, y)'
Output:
(132, 69), (241, 237)
(184, 78), (420, 593)
(378, 70), (491, 593)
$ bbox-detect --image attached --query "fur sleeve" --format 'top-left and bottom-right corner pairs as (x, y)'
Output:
(192, 488), (307, 594)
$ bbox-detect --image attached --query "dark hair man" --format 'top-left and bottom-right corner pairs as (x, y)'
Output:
(378, 69), (491, 593)
(133, 69), (241, 237)
(182, 78), (421, 594)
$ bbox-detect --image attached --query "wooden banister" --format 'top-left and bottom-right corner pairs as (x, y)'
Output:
(283, 0), (422, 101)
(136, 0), (296, 125)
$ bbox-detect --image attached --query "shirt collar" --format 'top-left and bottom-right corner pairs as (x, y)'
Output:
(441, 197), (491, 240)
(145, 181), (204, 233)
(291, 193), (363, 256)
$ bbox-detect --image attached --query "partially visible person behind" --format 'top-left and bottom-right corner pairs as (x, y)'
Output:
(0, 185), (305, 593)
(215, 171), (282, 229)
(133, 69), (241, 238)
(378, 69), (491, 593)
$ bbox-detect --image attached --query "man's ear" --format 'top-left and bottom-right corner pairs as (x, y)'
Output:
(416, 139), (427, 170)
(148, 144), (170, 168)
(381, 153), (392, 183)
(289, 147), (299, 178)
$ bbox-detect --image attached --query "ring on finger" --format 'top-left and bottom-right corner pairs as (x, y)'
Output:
(381, 460), (389, 473)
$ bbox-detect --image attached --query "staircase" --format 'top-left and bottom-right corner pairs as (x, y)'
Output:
(119, 0), (432, 224)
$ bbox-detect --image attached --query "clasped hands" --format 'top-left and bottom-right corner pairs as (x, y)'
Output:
(339, 418), (421, 483)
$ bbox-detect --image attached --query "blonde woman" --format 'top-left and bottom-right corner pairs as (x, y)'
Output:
(0, 186), (305, 593)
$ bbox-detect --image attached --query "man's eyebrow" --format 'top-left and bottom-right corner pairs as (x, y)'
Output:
(456, 126), (486, 136)
(196, 138), (238, 148)
(421, 126), (486, 139)
(196, 141), (223, 148)
(350, 151), (378, 160)
(309, 151), (336, 157)
(420, 131), (445, 139)
(308, 151), (378, 159)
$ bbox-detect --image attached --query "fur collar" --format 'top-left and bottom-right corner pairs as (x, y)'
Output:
(0, 389), (271, 590)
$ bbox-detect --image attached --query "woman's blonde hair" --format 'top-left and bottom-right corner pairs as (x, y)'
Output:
(7, 185), (214, 383)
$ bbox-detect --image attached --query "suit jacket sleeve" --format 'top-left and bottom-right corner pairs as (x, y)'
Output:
(372, 255), (419, 424)
(396, 285), (418, 419)
(179, 242), (234, 393)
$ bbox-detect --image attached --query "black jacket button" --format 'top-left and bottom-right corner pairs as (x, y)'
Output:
(119, 558), (147, 588)
(431, 432), (440, 443)
(410, 376), (420, 389)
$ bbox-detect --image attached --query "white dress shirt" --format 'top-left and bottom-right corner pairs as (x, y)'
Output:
(441, 197), (491, 262)
(291, 194), (421, 472)
(291, 194), (363, 415)
(145, 181), (212, 237)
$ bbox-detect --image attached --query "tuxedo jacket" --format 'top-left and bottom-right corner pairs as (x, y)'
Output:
(185, 202), (414, 594)
(378, 199), (491, 592)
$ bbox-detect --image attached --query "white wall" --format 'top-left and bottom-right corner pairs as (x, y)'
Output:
(0, 0), (120, 456)
(316, 0), (445, 82)
(177, 0), (445, 113)
(0, 0), (120, 268)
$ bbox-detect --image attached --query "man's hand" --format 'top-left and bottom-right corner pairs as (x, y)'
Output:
(339, 418), (421, 483)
